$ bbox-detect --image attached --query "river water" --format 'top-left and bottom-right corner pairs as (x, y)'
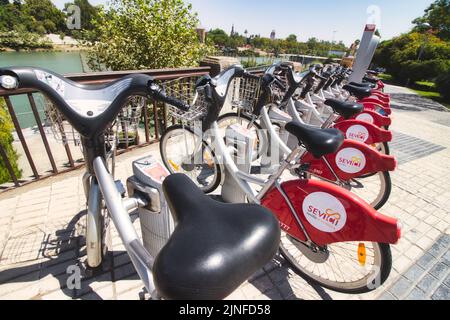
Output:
(0, 51), (281, 128)
(0, 51), (85, 128)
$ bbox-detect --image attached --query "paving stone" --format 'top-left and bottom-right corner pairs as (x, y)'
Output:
(429, 262), (448, 280)
(440, 250), (450, 268)
(417, 274), (440, 293)
(429, 242), (447, 258)
(390, 277), (413, 299)
(378, 291), (398, 300)
(436, 235), (450, 248)
(405, 287), (427, 300)
(403, 264), (427, 282)
(431, 285), (450, 300)
(248, 275), (273, 294)
(444, 274), (450, 288)
(417, 252), (437, 269)
(405, 245), (424, 261)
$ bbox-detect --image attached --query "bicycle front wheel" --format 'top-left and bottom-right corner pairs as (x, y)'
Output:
(160, 125), (221, 194)
(280, 235), (392, 294)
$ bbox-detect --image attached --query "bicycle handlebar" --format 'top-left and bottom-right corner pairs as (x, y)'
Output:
(148, 83), (190, 112)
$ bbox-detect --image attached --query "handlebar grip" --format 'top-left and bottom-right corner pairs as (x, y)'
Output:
(149, 83), (190, 112)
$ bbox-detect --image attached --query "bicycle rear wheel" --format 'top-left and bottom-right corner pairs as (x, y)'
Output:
(280, 234), (392, 294)
(348, 171), (392, 210)
(160, 125), (221, 194)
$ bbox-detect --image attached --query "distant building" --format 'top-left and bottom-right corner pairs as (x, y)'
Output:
(230, 24), (235, 37)
(270, 30), (276, 40)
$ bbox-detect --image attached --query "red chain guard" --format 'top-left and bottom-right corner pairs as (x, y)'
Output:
(333, 120), (392, 144)
(301, 139), (397, 182)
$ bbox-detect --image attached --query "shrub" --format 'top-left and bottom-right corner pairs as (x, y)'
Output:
(0, 31), (53, 50)
(399, 59), (450, 82)
(0, 99), (22, 184)
(436, 69), (450, 101)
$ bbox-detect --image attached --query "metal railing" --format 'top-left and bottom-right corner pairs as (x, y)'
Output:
(0, 67), (210, 193)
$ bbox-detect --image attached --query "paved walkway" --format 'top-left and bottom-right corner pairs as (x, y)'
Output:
(0, 85), (449, 300)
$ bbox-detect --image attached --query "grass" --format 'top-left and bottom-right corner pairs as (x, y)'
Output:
(378, 73), (393, 82)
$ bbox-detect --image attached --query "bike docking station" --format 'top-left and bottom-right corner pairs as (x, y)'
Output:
(221, 123), (255, 203)
(126, 155), (175, 257)
(349, 24), (380, 83)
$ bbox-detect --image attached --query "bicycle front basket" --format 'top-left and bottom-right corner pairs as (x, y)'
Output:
(162, 77), (208, 123)
(229, 76), (262, 113)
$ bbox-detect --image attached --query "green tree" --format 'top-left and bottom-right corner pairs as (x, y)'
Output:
(286, 34), (297, 43)
(23, 0), (67, 33)
(86, 0), (214, 71)
(0, 98), (22, 184)
(413, 0), (450, 40)
(373, 32), (450, 82)
(207, 28), (229, 47)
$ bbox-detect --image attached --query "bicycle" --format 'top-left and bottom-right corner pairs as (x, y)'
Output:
(0, 67), (281, 300)
(216, 64), (396, 210)
(159, 64), (402, 293)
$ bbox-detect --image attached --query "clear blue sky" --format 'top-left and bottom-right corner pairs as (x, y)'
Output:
(52, 0), (435, 45)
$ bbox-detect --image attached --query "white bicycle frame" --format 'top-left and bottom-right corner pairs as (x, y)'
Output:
(83, 156), (161, 299)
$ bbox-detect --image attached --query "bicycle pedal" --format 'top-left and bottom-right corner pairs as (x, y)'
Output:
(115, 180), (126, 198)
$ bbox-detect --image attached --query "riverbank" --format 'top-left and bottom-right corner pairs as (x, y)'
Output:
(0, 45), (85, 53)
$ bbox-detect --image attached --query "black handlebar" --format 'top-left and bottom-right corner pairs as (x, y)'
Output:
(148, 83), (190, 112)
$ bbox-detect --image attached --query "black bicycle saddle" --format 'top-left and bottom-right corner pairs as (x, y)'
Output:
(285, 121), (344, 158)
(153, 174), (281, 300)
(343, 84), (372, 100)
(325, 99), (364, 119)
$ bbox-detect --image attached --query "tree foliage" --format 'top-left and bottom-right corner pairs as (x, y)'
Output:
(207, 29), (347, 57)
(0, 30), (53, 50)
(0, 98), (21, 184)
(374, 32), (450, 82)
(0, 0), (66, 34)
(86, 0), (214, 71)
(436, 69), (450, 100)
(413, 0), (450, 40)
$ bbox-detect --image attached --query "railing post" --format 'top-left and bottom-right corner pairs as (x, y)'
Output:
(143, 99), (150, 143)
(4, 96), (40, 179)
(28, 93), (58, 174)
(0, 143), (20, 187)
(153, 101), (160, 140)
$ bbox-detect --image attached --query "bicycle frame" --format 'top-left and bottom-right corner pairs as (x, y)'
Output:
(82, 140), (159, 298)
(269, 99), (396, 180)
(209, 121), (401, 247)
